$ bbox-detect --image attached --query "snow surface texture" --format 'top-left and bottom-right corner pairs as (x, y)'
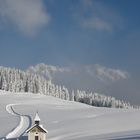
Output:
(0, 90), (140, 140)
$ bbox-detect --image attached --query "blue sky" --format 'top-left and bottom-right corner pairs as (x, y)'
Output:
(0, 0), (139, 69)
(0, 0), (140, 104)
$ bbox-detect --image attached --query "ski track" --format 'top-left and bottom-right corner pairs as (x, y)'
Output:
(5, 104), (32, 140)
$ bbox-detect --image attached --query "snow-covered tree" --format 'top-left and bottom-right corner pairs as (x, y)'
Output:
(70, 90), (75, 101)
(0, 66), (136, 109)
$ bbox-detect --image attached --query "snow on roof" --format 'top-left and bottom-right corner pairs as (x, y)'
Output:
(39, 124), (48, 133)
(34, 112), (41, 121)
(26, 124), (48, 133)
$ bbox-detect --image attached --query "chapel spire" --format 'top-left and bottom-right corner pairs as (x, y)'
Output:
(34, 111), (41, 125)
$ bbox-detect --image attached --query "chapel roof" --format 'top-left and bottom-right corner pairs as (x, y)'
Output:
(26, 124), (48, 133)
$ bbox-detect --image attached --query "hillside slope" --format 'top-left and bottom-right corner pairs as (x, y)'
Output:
(0, 91), (140, 140)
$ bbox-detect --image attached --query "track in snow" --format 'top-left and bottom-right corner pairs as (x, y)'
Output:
(5, 104), (32, 140)
(103, 135), (140, 140)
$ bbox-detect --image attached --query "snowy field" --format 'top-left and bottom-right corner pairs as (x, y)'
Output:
(0, 91), (140, 140)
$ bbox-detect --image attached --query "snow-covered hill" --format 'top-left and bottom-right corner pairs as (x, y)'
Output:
(1, 91), (140, 140)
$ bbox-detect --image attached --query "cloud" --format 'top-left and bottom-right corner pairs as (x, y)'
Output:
(0, 0), (50, 36)
(27, 63), (129, 84)
(85, 64), (129, 82)
(27, 63), (70, 81)
(75, 0), (123, 32)
(81, 17), (112, 32)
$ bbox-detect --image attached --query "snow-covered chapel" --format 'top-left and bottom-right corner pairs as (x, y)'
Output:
(26, 112), (48, 140)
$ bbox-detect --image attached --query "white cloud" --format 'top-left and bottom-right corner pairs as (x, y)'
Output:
(86, 64), (129, 82)
(81, 17), (112, 32)
(27, 63), (70, 81)
(75, 0), (123, 32)
(0, 0), (50, 36)
(27, 63), (129, 84)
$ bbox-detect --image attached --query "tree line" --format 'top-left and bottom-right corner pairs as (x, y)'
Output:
(0, 66), (137, 109)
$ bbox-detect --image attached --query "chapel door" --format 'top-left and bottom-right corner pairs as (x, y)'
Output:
(35, 136), (39, 140)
